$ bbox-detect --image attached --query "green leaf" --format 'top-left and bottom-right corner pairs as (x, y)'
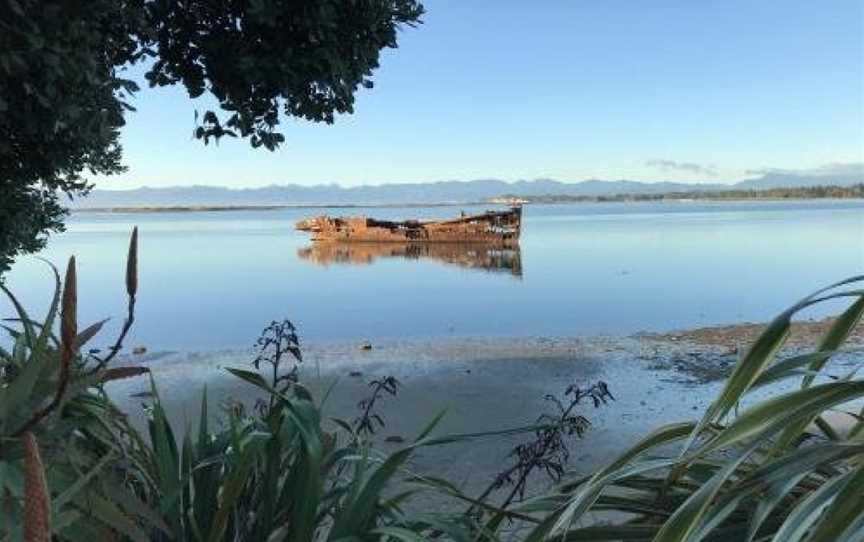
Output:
(206, 432), (268, 542)
(689, 311), (790, 450)
(75, 318), (108, 350)
(53, 453), (114, 510)
(281, 397), (324, 542)
(690, 285), (864, 453)
(769, 469), (853, 542)
(773, 296), (864, 451)
(147, 377), (182, 534)
(86, 494), (151, 542)
(370, 526), (429, 541)
(750, 350), (857, 390)
(0, 332), (52, 422)
(697, 381), (864, 457)
(747, 472), (810, 541)
(33, 259), (61, 354)
(548, 423), (695, 536)
(225, 366), (271, 389)
(806, 296), (864, 388)
(413, 408), (447, 442)
(652, 442), (761, 542)
(804, 462), (864, 542)
(0, 282), (37, 348)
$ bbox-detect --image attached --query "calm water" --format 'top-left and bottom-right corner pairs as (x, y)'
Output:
(4, 200), (864, 351)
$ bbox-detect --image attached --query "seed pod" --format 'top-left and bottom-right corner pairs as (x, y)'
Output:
(126, 226), (138, 298)
(60, 257), (77, 361)
(23, 431), (51, 542)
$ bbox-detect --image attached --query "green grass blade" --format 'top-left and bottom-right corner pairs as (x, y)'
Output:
(652, 442), (760, 542)
(0, 282), (37, 348)
(75, 318), (108, 350)
(52, 454), (113, 510)
(771, 296), (864, 451)
(805, 296), (864, 388)
(146, 376), (182, 535)
(690, 287), (864, 454)
(768, 470), (853, 542)
(413, 408), (447, 442)
(688, 311), (790, 450)
(86, 494), (151, 542)
(330, 447), (414, 538)
(803, 462), (864, 542)
(697, 381), (864, 458)
(557, 524), (662, 540)
(731, 443), (864, 494)
(32, 259), (60, 354)
(370, 526), (430, 541)
(750, 350), (855, 390)
(549, 423), (694, 536)
(206, 432), (269, 542)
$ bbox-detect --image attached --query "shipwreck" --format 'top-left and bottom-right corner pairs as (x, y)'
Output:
(295, 206), (522, 244)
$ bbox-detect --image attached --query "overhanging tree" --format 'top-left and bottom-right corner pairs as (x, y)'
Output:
(0, 0), (423, 273)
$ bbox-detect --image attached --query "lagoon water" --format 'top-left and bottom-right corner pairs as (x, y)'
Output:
(4, 200), (864, 351)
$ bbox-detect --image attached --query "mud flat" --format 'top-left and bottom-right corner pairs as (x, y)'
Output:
(107, 319), (863, 502)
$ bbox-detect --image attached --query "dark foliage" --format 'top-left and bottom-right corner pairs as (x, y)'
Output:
(0, 0), (424, 273)
(253, 320), (302, 385)
(477, 381), (614, 509)
(355, 375), (400, 436)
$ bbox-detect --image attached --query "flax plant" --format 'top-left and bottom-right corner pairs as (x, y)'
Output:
(509, 276), (864, 542)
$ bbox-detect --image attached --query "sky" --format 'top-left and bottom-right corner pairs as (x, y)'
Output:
(103, 1), (864, 189)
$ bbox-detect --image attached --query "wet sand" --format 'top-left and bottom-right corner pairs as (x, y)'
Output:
(644, 316), (864, 349)
(106, 319), (863, 503)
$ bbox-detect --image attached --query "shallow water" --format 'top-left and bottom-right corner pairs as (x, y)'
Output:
(4, 200), (863, 351)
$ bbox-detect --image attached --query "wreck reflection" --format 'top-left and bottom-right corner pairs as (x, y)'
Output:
(298, 242), (522, 277)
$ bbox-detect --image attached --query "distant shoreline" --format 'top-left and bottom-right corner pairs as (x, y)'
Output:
(71, 194), (863, 214)
(498, 183), (863, 205)
(71, 202), (479, 213)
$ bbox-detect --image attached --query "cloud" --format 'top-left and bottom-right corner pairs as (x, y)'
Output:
(745, 162), (864, 177)
(645, 159), (717, 176)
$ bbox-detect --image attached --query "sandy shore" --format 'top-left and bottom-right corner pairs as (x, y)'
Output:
(106, 318), (863, 503)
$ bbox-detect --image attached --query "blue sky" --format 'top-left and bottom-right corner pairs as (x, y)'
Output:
(104, 1), (864, 189)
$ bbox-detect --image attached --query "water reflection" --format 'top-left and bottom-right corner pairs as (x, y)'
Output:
(5, 201), (862, 349)
(298, 242), (523, 277)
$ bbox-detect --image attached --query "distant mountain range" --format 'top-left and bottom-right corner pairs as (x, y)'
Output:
(73, 170), (863, 208)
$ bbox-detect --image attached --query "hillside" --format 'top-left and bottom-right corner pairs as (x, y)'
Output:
(74, 170), (863, 208)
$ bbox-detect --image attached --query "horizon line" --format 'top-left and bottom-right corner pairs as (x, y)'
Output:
(92, 176), (765, 192)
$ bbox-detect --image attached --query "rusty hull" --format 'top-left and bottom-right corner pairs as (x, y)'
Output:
(295, 206), (522, 244)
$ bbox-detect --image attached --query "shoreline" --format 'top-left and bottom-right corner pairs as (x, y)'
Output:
(70, 196), (863, 214)
(70, 202), (491, 213)
(106, 317), (863, 499)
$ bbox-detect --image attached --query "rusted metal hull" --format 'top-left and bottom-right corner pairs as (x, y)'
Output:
(295, 206), (522, 244)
